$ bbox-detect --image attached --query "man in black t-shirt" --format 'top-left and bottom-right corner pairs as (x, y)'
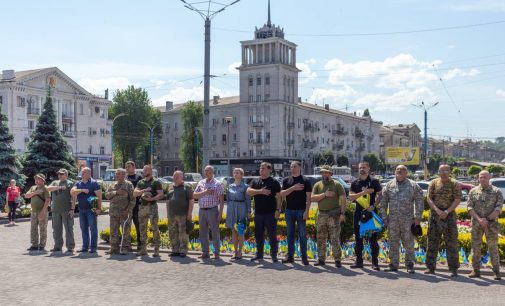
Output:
(247, 162), (282, 263)
(280, 161), (312, 265)
(125, 161), (143, 251)
(349, 161), (382, 270)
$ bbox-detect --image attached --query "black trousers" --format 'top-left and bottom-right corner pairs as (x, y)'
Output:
(354, 210), (379, 265)
(254, 213), (278, 258)
(8, 201), (17, 221)
(132, 203), (141, 247)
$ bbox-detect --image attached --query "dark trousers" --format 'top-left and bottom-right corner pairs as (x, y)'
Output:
(8, 201), (17, 221)
(254, 213), (278, 258)
(354, 211), (379, 265)
(285, 209), (307, 259)
(79, 210), (97, 251)
(132, 204), (141, 248)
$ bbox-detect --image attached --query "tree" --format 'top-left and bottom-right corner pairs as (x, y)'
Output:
(109, 86), (162, 166)
(452, 167), (461, 177)
(467, 165), (482, 177)
(486, 164), (505, 177)
(179, 101), (203, 172)
(0, 110), (26, 202)
(22, 89), (76, 187)
(362, 108), (370, 117)
(336, 154), (349, 167)
(363, 153), (384, 172)
(314, 149), (335, 166)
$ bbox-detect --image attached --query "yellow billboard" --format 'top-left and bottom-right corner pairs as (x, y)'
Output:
(385, 147), (420, 165)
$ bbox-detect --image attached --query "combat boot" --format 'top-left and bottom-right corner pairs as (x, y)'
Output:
(493, 270), (501, 280)
(136, 247), (147, 256)
(468, 270), (480, 278)
(153, 247), (160, 257)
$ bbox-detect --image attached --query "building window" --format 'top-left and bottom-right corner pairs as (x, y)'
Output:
(175, 138), (179, 145)
(266, 132), (270, 142)
(174, 122), (178, 130)
(265, 76), (270, 85)
(257, 76), (262, 86)
(257, 95), (261, 102)
(88, 145), (93, 154)
(212, 135), (217, 141)
(28, 121), (35, 130)
(222, 134), (227, 142)
(249, 150), (254, 156)
(249, 132), (254, 139)
(100, 146), (105, 155)
(233, 133), (237, 141)
(100, 128), (105, 137)
(249, 77), (253, 86)
(265, 94), (270, 101)
(248, 95), (253, 102)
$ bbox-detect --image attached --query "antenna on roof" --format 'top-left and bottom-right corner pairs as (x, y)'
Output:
(267, 0), (271, 27)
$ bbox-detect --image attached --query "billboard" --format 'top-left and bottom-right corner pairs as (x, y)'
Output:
(385, 147), (420, 165)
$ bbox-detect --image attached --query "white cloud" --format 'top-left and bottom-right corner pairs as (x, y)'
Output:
(442, 68), (479, 80)
(497, 89), (505, 98)
(78, 77), (131, 95)
(151, 85), (235, 106)
(450, 0), (505, 12)
(354, 87), (437, 112)
(297, 59), (318, 84)
(308, 85), (357, 104)
(149, 79), (166, 89)
(227, 62), (241, 75)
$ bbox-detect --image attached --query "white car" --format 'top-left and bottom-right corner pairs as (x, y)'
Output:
(490, 178), (505, 202)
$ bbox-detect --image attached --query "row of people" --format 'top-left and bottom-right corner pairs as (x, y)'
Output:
(25, 160), (502, 280)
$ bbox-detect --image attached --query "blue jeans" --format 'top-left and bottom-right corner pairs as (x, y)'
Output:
(79, 210), (97, 251)
(285, 209), (307, 259)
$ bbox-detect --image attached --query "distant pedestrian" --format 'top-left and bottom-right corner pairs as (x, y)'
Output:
(125, 161), (143, 252)
(25, 174), (51, 251)
(5, 179), (21, 225)
(167, 171), (194, 258)
(71, 167), (102, 253)
(225, 168), (251, 260)
(193, 165), (224, 260)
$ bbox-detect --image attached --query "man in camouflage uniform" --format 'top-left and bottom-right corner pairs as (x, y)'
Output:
(167, 171), (194, 258)
(25, 174), (51, 252)
(133, 165), (164, 257)
(425, 164), (461, 277)
(381, 165), (423, 273)
(105, 168), (135, 255)
(467, 170), (503, 280)
(310, 165), (347, 267)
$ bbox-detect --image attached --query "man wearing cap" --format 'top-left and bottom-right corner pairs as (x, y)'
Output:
(25, 174), (51, 251)
(47, 169), (75, 253)
(71, 167), (102, 253)
(311, 165), (347, 267)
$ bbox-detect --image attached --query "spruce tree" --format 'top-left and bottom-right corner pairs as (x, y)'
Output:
(0, 110), (25, 202)
(22, 89), (76, 187)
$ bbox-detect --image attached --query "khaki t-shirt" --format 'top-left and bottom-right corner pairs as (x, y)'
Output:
(313, 179), (345, 211)
(29, 185), (50, 213)
(50, 180), (74, 214)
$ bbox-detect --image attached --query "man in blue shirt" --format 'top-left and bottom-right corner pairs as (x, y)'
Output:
(71, 167), (102, 253)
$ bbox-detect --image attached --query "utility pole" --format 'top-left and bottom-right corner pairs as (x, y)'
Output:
(412, 101), (439, 180)
(225, 116), (233, 178)
(181, 0), (241, 172)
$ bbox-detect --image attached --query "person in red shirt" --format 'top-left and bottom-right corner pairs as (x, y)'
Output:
(5, 180), (21, 225)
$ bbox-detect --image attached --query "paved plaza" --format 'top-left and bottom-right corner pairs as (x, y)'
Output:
(1, 208), (504, 306)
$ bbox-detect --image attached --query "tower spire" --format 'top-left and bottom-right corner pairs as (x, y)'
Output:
(267, 0), (271, 27)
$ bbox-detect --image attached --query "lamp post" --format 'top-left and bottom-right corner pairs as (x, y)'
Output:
(111, 113), (127, 168)
(181, 0), (241, 171)
(412, 101), (439, 180)
(224, 116), (233, 178)
(139, 121), (155, 166)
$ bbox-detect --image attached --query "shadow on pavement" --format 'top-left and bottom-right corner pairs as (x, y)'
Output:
(169, 256), (199, 265)
(106, 254), (138, 261)
(199, 258), (232, 267)
(70, 252), (102, 259)
(137, 256), (166, 263)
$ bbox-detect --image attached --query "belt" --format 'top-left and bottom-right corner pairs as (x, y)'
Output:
(232, 200), (245, 202)
(200, 206), (218, 210)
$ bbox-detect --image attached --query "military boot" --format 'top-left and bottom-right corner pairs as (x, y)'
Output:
(153, 247), (160, 257)
(493, 270), (501, 280)
(136, 247), (147, 256)
(468, 270), (480, 278)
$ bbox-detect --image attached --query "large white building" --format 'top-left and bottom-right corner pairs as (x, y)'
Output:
(158, 5), (382, 177)
(0, 67), (112, 178)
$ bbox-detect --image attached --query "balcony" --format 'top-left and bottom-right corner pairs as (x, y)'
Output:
(303, 140), (317, 149)
(249, 139), (264, 144)
(357, 144), (366, 152)
(287, 139), (295, 145)
(27, 108), (40, 115)
(287, 122), (295, 129)
(251, 121), (264, 128)
(63, 131), (74, 138)
(332, 143), (344, 150)
(355, 129), (365, 138)
(62, 113), (74, 121)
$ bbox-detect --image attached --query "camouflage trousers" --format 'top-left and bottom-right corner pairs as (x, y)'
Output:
(109, 212), (131, 252)
(169, 214), (189, 254)
(426, 211), (460, 271)
(387, 215), (415, 269)
(471, 220), (501, 271)
(31, 211), (48, 248)
(139, 203), (160, 248)
(316, 211), (341, 262)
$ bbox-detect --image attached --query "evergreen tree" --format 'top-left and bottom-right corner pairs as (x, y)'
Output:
(0, 110), (25, 202)
(22, 89), (76, 187)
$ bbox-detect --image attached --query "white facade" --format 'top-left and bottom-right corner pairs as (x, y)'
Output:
(0, 67), (112, 178)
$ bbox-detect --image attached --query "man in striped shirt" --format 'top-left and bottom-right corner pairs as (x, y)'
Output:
(194, 165), (224, 259)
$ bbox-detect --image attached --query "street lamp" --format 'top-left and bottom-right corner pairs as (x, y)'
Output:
(111, 113), (127, 168)
(412, 101), (439, 180)
(139, 121), (155, 166)
(181, 0), (241, 171)
(224, 116), (233, 178)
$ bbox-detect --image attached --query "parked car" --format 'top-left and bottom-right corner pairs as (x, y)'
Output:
(162, 176), (173, 183)
(183, 173), (203, 190)
(416, 181), (430, 197)
(490, 178), (505, 202)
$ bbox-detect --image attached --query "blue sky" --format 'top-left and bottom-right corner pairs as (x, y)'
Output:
(2, 0), (504, 141)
